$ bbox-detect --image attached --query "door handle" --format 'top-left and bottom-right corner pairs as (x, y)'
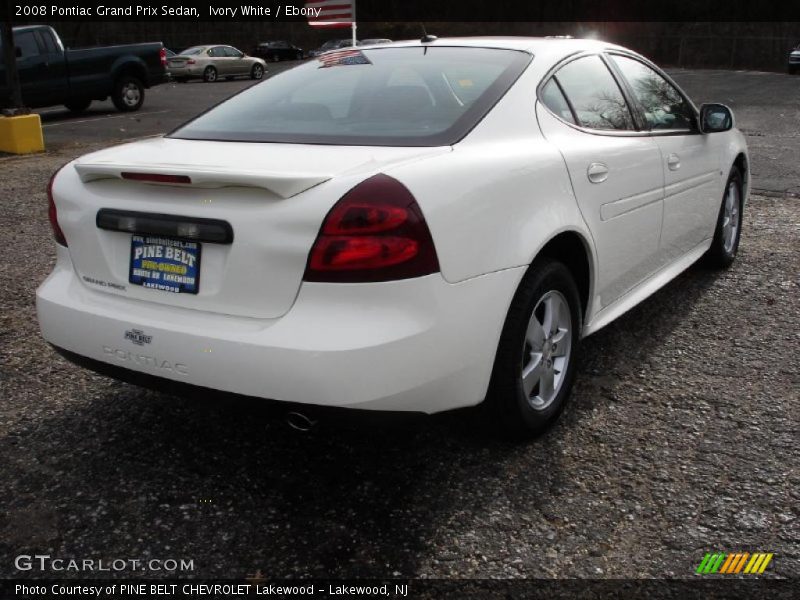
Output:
(667, 153), (681, 171)
(587, 162), (609, 183)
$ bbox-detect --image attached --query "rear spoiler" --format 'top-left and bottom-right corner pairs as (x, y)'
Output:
(73, 163), (331, 199)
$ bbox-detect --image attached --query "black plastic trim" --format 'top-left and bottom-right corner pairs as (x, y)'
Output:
(96, 209), (234, 244)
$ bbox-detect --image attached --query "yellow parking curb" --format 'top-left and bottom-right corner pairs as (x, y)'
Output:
(0, 114), (45, 154)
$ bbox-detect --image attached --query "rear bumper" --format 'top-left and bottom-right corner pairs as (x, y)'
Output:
(37, 246), (524, 413)
(50, 344), (427, 426)
(167, 65), (204, 77)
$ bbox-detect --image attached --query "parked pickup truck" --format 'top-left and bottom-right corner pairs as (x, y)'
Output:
(0, 25), (167, 112)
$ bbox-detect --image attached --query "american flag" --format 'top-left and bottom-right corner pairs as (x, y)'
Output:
(317, 48), (371, 68)
(305, 0), (354, 28)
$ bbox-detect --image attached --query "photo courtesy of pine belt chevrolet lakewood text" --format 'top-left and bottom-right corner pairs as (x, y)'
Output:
(37, 37), (749, 438)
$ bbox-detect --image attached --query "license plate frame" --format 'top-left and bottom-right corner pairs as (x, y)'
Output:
(129, 235), (201, 294)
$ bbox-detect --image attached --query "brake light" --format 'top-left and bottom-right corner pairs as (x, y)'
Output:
(159, 46), (167, 66)
(121, 172), (192, 184)
(187, 59), (196, 65)
(303, 174), (439, 283)
(47, 166), (68, 247)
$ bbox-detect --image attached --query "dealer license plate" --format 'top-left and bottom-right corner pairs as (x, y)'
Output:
(129, 235), (201, 294)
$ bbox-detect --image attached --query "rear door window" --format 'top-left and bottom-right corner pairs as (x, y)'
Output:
(551, 55), (635, 131)
(37, 30), (58, 54)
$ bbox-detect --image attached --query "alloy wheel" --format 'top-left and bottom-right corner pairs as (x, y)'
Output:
(521, 290), (573, 410)
(722, 180), (740, 254)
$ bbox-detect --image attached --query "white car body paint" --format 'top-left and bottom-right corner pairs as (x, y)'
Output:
(37, 37), (749, 413)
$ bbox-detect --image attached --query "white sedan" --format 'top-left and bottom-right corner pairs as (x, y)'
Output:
(37, 38), (749, 438)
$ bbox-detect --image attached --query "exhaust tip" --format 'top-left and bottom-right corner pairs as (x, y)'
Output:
(286, 411), (318, 433)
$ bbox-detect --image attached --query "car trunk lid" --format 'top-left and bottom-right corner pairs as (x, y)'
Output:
(57, 137), (448, 319)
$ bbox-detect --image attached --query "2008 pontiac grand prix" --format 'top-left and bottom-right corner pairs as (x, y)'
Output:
(37, 37), (749, 438)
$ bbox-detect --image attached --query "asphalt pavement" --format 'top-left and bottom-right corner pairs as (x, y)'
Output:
(35, 68), (271, 148)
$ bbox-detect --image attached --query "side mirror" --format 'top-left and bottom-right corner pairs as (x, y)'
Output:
(699, 103), (733, 133)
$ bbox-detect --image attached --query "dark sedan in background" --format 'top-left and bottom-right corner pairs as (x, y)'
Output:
(359, 38), (392, 46)
(308, 39), (356, 57)
(251, 41), (304, 61)
(789, 43), (800, 73)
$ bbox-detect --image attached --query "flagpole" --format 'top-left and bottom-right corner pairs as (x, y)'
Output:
(351, 0), (357, 47)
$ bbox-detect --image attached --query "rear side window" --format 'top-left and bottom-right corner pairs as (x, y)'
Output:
(610, 55), (695, 131)
(171, 47), (531, 146)
(37, 30), (58, 53)
(540, 78), (576, 124)
(209, 47), (226, 57)
(552, 55), (635, 131)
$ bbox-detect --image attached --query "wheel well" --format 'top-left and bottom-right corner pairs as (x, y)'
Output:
(537, 232), (592, 318)
(114, 63), (146, 86)
(733, 153), (748, 188)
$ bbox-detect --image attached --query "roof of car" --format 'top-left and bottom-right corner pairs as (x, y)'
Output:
(357, 36), (624, 59)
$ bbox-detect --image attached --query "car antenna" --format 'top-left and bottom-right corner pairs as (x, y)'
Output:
(420, 24), (437, 44)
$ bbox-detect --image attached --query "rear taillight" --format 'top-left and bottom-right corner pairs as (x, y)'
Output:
(303, 174), (439, 283)
(160, 46), (167, 66)
(47, 166), (68, 247)
(187, 59), (196, 65)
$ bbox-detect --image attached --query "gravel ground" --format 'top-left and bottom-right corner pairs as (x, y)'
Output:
(0, 145), (798, 581)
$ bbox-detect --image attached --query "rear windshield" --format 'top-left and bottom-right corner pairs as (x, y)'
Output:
(170, 46), (531, 146)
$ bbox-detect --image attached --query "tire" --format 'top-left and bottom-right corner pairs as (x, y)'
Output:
(64, 99), (91, 113)
(484, 258), (582, 439)
(272, 55), (280, 63)
(704, 167), (744, 268)
(295, 51), (303, 60)
(111, 75), (144, 112)
(789, 66), (798, 75)
(251, 63), (264, 80)
(203, 66), (217, 83)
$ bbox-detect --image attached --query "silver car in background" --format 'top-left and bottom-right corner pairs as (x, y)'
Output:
(169, 45), (267, 82)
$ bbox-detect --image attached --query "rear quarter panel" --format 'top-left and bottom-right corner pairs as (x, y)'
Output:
(387, 60), (594, 285)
